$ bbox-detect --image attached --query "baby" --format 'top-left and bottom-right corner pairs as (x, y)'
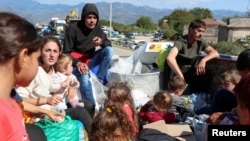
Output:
(50, 53), (84, 114)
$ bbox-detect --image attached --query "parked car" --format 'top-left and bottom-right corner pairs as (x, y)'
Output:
(153, 34), (161, 42)
(117, 38), (134, 48)
(130, 40), (147, 50)
(125, 32), (135, 39)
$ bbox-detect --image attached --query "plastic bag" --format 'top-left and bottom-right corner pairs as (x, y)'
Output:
(35, 116), (79, 141)
(131, 89), (150, 108)
(188, 93), (212, 112)
(89, 70), (107, 112)
(108, 55), (142, 74)
(106, 71), (160, 98)
(108, 43), (147, 74)
(107, 43), (160, 99)
(77, 120), (84, 141)
(193, 115), (207, 141)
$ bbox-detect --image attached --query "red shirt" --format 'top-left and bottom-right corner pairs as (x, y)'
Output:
(139, 103), (176, 124)
(122, 105), (138, 133)
(0, 97), (29, 141)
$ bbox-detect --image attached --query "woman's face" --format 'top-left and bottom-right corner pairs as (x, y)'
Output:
(41, 41), (60, 66)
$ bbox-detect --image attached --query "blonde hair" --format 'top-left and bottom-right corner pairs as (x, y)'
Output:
(220, 70), (241, 85)
(153, 91), (172, 113)
(54, 53), (72, 72)
(168, 76), (186, 92)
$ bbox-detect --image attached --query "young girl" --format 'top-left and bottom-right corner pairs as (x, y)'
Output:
(0, 12), (41, 140)
(139, 91), (176, 124)
(106, 82), (139, 133)
(90, 104), (136, 141)
(50, 53), (84, 112)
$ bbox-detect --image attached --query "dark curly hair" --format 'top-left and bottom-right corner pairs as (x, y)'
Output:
(106, 82), (139, 132)
(90, 103), (136, 141)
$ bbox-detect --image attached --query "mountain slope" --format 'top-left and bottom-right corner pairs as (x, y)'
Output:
(0, 0), (245, 25)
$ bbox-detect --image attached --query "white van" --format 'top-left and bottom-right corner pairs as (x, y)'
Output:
(53, 19), (66, 35)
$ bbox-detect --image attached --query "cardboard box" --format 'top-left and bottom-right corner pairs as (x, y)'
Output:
(143, 120), (196, 141)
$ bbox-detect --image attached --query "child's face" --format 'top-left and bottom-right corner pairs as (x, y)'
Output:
(17, 50), (41, 87)
(175, 88), (184, 96)
(220, 80), (235, 91)
(64, 61), (73, 75)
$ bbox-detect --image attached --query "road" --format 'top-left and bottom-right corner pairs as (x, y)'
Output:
(112, 35), (152, 57)
(112, 46), (133, 57)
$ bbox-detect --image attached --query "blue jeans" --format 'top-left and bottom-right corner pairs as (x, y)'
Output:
(73, 46), (113, 106)
(73, 68), (95, 106)
(88, 46), (113, 82)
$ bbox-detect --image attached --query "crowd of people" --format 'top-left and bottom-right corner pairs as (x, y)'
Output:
(1, 2), (250, 141)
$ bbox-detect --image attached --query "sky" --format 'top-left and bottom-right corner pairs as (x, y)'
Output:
(36, 0), (250, 12)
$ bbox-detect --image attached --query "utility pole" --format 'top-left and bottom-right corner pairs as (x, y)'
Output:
(247, 0), (250, 17)
(109, 3), (112, 39)
(76, 7), (78, 19)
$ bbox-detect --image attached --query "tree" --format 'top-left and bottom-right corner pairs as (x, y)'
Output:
(213, 41), (245, 55)
(135, 16), (157, 30)
(99, 19), (126, 33)
(190, 7), (213, 20)
(158, 16), (169, 29)
(222, 17), (230, 24)
(167, 9), (194, 35)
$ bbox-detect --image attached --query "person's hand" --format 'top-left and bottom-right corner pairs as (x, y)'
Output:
(196, 59), (206, 75)
(76, 62), (89, 74)
(67, 87), (76, 100)
(71, 79), (78, 87)
(45, 110), (65, 122)
(92, 36), (102, 46)
(61, 81), (69, 89)
(206, 112), (224, 124)
(46, 95), (63, 106)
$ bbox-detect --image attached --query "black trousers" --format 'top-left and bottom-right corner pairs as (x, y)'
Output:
(65, 106), (92, 135)
(25, 123), (47, 141)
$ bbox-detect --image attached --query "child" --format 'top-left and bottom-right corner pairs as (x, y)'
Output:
(168, 76), (194, 122)
(139, 91), (176, 124)
(50, 53), (84, 113)
(197, 69), (241, 115)
(0, 12), (41, 140)
(106, 82), (139, 133)
(90, 104), (136, 141)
